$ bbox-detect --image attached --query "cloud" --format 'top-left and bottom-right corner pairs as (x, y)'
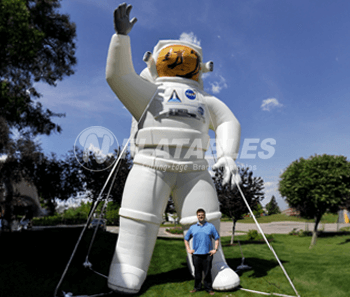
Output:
(201, 73), (210, 81)
(209, 75), (228, 94)
(55, 194), (92, 213)
(179, 32), (201, 46)
(264, 181), (277, 194)
(261, 98), (283, 111)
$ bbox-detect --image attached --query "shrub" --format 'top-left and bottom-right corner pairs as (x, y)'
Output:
(298, 229), (309, 237)
(105, 208), (120, 226)
(288, 228), (310, 237)
(166, 227), (183, 234)
(33, 215), (63, 226)
(32, 201), (121, 226)
(247, 229), (259, 241)
(289, 228), (298, 236)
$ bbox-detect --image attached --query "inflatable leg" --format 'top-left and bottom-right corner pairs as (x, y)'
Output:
(108, 215), (159, 293)
(108, 165), (173, 293)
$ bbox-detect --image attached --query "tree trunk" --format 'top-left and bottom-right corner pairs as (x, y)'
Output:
(230, 219), (237, 245)
(310, 215), (322, 248)
(164, 210), (168, 223)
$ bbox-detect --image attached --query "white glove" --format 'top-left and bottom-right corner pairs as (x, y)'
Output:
(212, 157), (241, 189)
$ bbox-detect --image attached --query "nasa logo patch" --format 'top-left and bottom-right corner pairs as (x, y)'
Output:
(185, 89), (196, 100)
(198, 107), (204, 116)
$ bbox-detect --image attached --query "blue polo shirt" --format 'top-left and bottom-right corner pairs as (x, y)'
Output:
(184, 221), (220, 255)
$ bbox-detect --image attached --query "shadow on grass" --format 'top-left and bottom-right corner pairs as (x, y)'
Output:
(338, 238), (350, 245)
(0, 227), (117, 297)
(0, 228), (289, 296)
(137, 265), (190, 295)
(224, 239), (274, 246)
(317, 231), (350, 238)
(137, 258), (281, 295)
(226, 257), (285, 278)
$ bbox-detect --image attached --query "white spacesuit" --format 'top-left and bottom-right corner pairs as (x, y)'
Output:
(106, 3), (241, 294)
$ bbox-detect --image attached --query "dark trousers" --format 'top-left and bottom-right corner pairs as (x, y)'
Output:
(192, 254), (213, 292)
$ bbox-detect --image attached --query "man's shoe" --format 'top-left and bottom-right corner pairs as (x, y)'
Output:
(190, 289), (198, 293)
(208, 291), (215, 295)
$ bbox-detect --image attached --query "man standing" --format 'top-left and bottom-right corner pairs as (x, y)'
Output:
(184, 208), (220, 295)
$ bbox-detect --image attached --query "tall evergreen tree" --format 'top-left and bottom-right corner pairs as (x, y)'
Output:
(266, 195), (281, 215)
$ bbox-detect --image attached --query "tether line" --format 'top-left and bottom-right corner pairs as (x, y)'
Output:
(54, 89), (158, 297)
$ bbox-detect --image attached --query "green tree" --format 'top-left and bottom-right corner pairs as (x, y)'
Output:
(0, 137), (44, 226)
(214, 167), (264, 244)
(0, 0), (77, 140)
(105, 201), (120, 226)
(62, 201), (90, 224)
(0, 0), (77, 226)
(266, 195), (281, 215)
(34, 152), (78, 215)
(61, 147), (133, 205)
(345, 194), (350, 210)
(279, 154), (350, 248)
(0, 137), (72, 228)
(253, 202), (264, 218)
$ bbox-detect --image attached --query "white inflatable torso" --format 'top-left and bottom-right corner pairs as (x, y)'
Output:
(133, 78), (211, 169)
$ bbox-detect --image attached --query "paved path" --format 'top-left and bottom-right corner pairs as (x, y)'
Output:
(107, 221), (349, 237)
(225, 221), (348, 235)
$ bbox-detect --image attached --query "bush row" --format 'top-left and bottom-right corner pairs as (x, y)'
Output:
(166, 227), (183, 234)
(246, 229), (274, 241)
(33, 214), (120, 226)
(33, 201), (120, 226)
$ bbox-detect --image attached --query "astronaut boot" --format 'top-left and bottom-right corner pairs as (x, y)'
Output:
(108, 216), (159, 294)
(210, 219), (240, 290)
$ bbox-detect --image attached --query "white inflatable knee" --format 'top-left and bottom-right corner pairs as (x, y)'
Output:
(108, 212), (160, 293)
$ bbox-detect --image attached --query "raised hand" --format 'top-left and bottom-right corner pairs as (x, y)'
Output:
(113, 3), (137, 35)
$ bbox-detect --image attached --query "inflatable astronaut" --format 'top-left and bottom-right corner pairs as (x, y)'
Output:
(106, 3), (241, 294)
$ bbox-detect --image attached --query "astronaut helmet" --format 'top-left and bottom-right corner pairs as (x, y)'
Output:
(142, 39), (213, 84)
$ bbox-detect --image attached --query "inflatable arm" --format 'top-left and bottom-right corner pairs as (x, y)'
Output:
(106, 34), (157, 121)
(207, 96), (241, 187)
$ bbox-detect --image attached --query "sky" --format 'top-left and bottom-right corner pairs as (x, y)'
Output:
(34, 0), (350, 211)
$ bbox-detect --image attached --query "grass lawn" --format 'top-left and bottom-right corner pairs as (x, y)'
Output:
(222, 213), (340, 224)
(0, 228), (349, 297)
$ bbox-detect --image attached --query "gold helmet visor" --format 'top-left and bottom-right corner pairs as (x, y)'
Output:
(156, 45), (201, 81)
